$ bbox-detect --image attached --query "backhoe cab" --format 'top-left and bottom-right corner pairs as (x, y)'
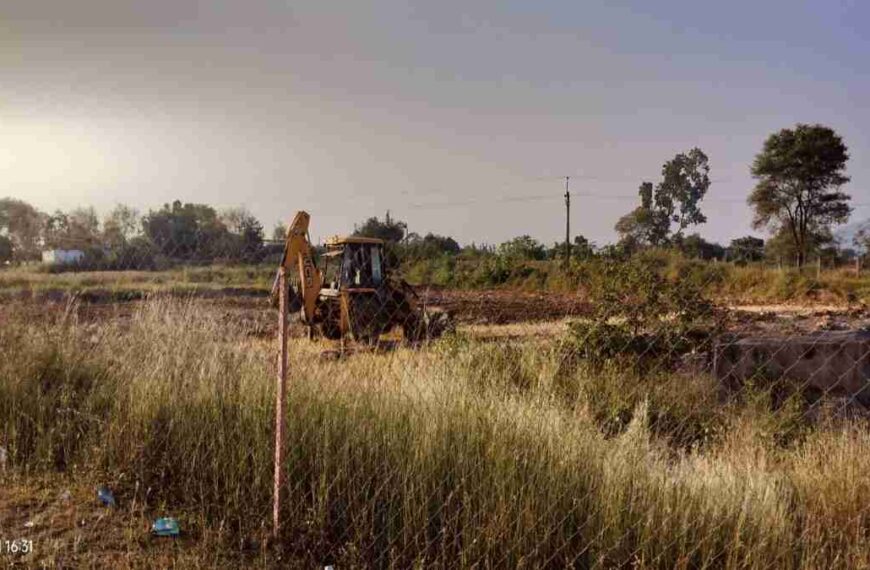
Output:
(272, 211), (452, 344)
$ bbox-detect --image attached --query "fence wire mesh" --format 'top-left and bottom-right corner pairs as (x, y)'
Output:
(2, 229), (870, 568)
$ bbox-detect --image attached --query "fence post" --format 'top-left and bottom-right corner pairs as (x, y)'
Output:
(817, 256), (821, 279)
(856, 256), (861, 277)
(273, 267), (289, 538)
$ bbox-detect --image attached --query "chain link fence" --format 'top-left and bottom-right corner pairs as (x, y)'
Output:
(2, 230), (870, 568)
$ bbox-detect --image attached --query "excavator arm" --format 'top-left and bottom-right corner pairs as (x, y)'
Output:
(273, 211), (322, 324)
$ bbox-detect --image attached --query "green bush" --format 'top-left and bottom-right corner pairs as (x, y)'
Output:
(566, 257), (719, 370)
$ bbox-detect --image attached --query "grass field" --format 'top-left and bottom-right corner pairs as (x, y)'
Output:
(0, 265), (276, 301)
(1, 295), (869, 567)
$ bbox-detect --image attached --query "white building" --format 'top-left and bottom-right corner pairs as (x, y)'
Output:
(42, 249), (85, 265)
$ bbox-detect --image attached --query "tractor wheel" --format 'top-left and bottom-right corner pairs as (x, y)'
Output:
(320, 317), (342, 340)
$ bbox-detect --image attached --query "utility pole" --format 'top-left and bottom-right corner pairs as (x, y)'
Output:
(564, 176), (570, 268)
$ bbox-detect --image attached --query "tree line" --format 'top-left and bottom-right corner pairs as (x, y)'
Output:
(0, 200), (265, 268)
(0, 123), (862, 270)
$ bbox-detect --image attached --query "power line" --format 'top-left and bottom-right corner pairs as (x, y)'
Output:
(406, 191), (870, 210)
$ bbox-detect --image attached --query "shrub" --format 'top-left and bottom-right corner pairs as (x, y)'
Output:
(567, 257), (720, 369)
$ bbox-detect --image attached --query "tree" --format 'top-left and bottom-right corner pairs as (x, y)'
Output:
(272, 222), (287, 242)
(656, 148), (710, 236)
(497, 235), (546, 261)
(354, 211), (407, 243)
(142, 201), (229, 260)
(400, 232), (461, 260)
(43, 211), (70, 249)
(853, 222), (870, 259)
(237, 215), (264, 262)
(615, 183), (670, 247)
(220, 207), (253, 235)
(216, 207), (264, 261)
(764, 226), (834, 264)
(676, 234), (725, 260)
(67, 207), (101, 247)
(0, 198), (45, 261)
(0, 235), (12, 264)
(749, 124), (851, 267)
(103, 204), (140, 248)
(615, 149), (710, 247)
(572, 235), (596, 260)
(727, 236), (765, 263)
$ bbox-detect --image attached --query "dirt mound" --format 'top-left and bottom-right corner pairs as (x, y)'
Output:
(417, 288), (589, 324)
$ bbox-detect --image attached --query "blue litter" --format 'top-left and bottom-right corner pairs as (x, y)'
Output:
(151, 517), (180, 537)
(97, 486), (116, 507)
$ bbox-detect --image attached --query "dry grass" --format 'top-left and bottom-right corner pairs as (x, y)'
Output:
(1, 298), (869, 567)
(0, 265), (275, 299)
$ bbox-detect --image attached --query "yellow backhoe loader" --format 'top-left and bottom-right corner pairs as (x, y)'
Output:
(271, 211), (452, 343)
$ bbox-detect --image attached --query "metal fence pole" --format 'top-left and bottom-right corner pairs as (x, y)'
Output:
(273, 267), (289, 538)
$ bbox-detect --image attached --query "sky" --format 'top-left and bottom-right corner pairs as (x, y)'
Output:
(1, 0), (867, 247)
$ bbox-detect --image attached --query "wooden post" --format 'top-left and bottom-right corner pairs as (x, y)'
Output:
(273, 267), (289, 538)
(856, 256), (861, 277)
(817, 256), (821, 279)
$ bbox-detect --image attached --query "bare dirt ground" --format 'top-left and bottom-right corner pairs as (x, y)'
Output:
(416, 287), (591, 324)
(729, 304), (870, 336)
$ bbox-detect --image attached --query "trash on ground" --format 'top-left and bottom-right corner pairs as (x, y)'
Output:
(23, 520), (35, 528)
(58, 489), (72, 502)
(97, 486), (116, 507)
(151, 517), (180, 537)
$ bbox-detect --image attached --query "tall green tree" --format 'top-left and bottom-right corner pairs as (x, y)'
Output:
(615, 182), (670, 247)
(749, 124), (851, 267)
(656, 147), (710, 236)
(615, 148), (710, 247)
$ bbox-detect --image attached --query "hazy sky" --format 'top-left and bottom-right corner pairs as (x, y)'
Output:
(1, 1), (867, 246)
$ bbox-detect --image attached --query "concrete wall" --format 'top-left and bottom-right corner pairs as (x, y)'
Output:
(714, 331), (870, 406)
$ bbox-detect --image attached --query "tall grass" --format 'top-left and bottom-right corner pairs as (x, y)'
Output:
(1, 299), (869, 567)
